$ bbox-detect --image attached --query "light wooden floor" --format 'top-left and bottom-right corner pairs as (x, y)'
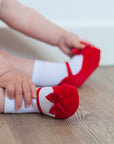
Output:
(0, 67), (114, 144)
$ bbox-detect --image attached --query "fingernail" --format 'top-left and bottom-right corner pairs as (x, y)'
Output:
(15, 106), (20, 111)
(81, 44), (86, 48)
(10, 96), (14, 100)
(26, 104), (30, 108)
(34, 94), (37, 98)
(9, 95), (13, 99)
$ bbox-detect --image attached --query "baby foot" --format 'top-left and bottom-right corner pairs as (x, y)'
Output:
(59, 42), (101, 87)
(4, 84), (79, 119)
(37, 84), (79, 118)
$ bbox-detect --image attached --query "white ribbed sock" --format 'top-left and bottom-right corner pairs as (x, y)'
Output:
(4, 87), (55, 117)
(4, 89), (40, 114)
(32, 55), (83, 86)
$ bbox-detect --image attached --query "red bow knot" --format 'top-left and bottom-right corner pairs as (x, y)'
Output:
(46, 92), (65, 115)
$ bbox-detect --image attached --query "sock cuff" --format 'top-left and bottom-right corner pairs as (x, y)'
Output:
(4, 90), (39, 113)
(32, 60), (42, 86)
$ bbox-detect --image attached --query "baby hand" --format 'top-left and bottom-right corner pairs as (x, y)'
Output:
(0, 68), (36, 110)
(58, 30), (90, 57)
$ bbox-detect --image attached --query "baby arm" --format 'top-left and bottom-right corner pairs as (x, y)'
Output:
(0, 0), (65, 45)
(0, 0), (63, 45)
(0, 0), (86, 57)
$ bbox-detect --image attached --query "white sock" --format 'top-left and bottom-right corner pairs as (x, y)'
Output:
(32, 55), (83, 86)
(32, 44), (101, 88)
(4, 88), (40, 114)
(4, 87), (54, 117)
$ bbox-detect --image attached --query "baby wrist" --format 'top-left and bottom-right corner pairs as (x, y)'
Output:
(57, 29), (66, 47)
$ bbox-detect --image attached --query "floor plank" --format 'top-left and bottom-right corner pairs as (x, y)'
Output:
(0, 67), (114, 144)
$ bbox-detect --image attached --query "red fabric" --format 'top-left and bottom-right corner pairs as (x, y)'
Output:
(37, 87), (43, 114)
(59, 42), (101, 87)
(46, 84), (79, 119)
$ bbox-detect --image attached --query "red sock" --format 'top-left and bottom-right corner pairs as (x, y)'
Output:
(59, 42), (101, 87)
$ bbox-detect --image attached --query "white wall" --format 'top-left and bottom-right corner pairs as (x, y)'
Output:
(0, 0), (114, 65)
(19, 0), (114, 22)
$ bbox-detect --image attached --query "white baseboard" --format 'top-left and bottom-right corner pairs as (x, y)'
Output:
(0, 21), (114, 65)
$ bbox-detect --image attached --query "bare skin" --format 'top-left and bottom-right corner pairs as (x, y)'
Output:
(0, 0), (85, 57)
(0, 50), (34, 80)
(0, 87), (5, 113)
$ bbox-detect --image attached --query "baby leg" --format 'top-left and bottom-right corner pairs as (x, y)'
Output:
(0, 50), (34, 79)
(0, 42), (100, 88)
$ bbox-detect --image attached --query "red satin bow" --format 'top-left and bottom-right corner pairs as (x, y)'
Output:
(46, 92), (65, 116)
